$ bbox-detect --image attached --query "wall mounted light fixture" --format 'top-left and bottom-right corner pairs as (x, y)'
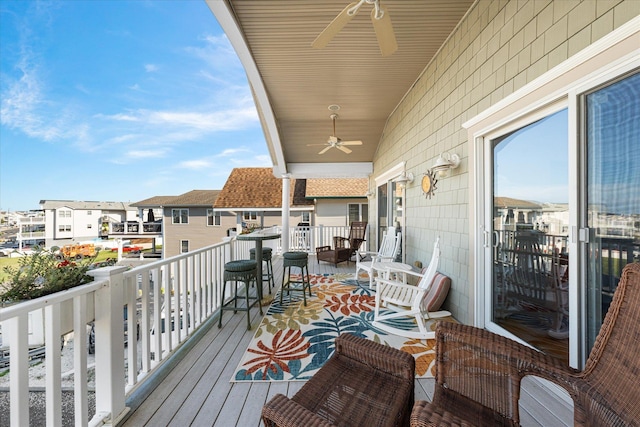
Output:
(431, 152), (460, 177)
(394, 171), (414, 185)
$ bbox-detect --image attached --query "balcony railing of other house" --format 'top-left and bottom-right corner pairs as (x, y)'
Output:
(109, 221), (162, 235)
(0, 235), (256, 426)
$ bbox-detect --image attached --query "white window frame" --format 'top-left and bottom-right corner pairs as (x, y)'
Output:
(180, 240), (189, 254)
(172, 209), (189, 224)
(207, 209), (221, 226)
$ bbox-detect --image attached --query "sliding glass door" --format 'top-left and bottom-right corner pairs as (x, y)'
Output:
(583, 71), (640, 352)
(490, 108), (570, 363)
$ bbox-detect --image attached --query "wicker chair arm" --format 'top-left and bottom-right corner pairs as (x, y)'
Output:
(315, 245), (332, 253)
(262, 393), (335, 427)
(433, 321), (580, 422)
(335, 333), (415, 380)
(333, 236), (349, 248)
(437, 321), (577, 378)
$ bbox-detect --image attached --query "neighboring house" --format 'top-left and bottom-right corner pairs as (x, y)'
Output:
(213, 168), (314, 230)
(213, 168), (368, 230)
(305, 178), (368, 227)
(133, 190), (235, 259)
(39, 200), (137, 248)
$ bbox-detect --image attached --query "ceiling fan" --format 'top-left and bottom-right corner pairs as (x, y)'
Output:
(307, 114), (363, 154)
(312, 0), (397, 57)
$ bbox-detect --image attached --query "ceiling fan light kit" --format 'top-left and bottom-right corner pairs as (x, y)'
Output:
(306, 113), (363, 155)
(312, 0), (397, 57)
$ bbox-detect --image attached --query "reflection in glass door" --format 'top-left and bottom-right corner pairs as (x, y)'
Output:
(584, 71), (640, 353)
(491, 109), (570, 363)
(377, 180), (402, 256)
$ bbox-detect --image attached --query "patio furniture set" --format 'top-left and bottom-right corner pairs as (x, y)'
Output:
(263, 224), (640, 426)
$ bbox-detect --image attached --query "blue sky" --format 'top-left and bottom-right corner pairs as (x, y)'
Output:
(0, 0), (269, 211)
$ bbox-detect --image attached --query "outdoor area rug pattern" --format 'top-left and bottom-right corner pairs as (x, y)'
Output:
(231, 273), (455, 382)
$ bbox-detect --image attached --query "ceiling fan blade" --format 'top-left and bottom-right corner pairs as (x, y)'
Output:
(307, 143), (328, 146)
(337, 145), (353, 154)
(312, 2), (358, 49)
(371, 6), (397, 56)
(318, 145), (333, 155)
(340, 140), (363, 146)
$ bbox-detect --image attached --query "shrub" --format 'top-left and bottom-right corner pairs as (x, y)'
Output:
(0, 247), (97, 303)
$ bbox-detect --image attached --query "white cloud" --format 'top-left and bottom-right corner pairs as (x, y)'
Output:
(177, 159), (212, 170)
(126, 149), (168, 159)
(145, 64), (159, 72)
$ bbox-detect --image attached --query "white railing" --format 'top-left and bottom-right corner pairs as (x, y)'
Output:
(0, 225), (362, 426)
(274, 225), (367, 253)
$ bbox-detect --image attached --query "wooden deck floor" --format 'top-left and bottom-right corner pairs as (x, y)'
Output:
(120, 256), (572, 427)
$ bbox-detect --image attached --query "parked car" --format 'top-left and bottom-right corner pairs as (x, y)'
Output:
(110, 245), (143, 254)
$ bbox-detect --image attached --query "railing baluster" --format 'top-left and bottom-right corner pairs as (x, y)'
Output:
(44, 303), (62, 427)
(8, 313), (30, 426)
(73, 294), (88, 426)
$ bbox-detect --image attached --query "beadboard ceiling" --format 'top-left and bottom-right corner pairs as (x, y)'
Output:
(207, 0), (475, 178)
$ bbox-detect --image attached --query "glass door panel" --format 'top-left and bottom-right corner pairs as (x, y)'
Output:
(491, 109), (570, 363)
(584, 71), (640, 352)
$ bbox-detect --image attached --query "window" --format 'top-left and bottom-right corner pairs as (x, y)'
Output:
(58, 225), (71, 232)
(348, 203), (368, 225)
(180, 240), (189, 254)
(59, 210), (71, 218)
(87, 224), (92, 229)
(301, 211), (310, 223)
(243, 211), (257, 221)
(207, 209), (221, 226)
(172, 209), (188, 224)
(87, 210), (92, 215)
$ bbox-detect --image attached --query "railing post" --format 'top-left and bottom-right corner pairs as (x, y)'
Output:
(88, 266), (129, 425)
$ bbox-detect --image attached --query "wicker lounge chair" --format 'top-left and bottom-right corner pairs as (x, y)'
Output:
(316, 221), (367, 266)
(262, 333), (415, 427)
(411, 262), (640, 427)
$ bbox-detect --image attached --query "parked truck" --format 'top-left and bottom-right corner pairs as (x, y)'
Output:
(59, 243), (97, 259)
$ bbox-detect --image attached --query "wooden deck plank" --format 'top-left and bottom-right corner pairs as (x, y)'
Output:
(121, 255), (571, 427)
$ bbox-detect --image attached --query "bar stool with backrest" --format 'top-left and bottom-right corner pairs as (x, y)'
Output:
(281, 251), (311, 306)
(250, 247), (275, 294)
(219, 259), (263, 330)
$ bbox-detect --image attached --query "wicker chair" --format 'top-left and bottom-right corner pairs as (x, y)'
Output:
(316, 221), (368, 266)
(411, 262), (640, 427)
(262, 333), (415, 427)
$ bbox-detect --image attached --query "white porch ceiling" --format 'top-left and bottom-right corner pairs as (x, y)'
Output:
(207, 0), (475, 178)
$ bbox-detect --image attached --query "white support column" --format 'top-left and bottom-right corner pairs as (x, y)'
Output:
(88, 266), (128, 425)
(281, 174), (291, 253)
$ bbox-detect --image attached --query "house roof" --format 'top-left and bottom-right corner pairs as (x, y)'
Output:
(494, 197), (542, 209)
(39, 200), (133, 211)
(131, 196), (177, 207)
(132, 191), (221, 208)
(214, 167), (313, 209)
(305, 178), (368, 198)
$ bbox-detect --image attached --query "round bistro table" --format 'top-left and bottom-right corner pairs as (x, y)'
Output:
(237, 229), (281, 303)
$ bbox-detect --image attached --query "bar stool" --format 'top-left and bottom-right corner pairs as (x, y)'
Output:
(281, 251), (311, 306)
(219, 259), (263, 330)
(250, 247), (275, 294)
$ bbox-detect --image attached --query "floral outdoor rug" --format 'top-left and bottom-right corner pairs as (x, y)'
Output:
(231, 272), (455, 382)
